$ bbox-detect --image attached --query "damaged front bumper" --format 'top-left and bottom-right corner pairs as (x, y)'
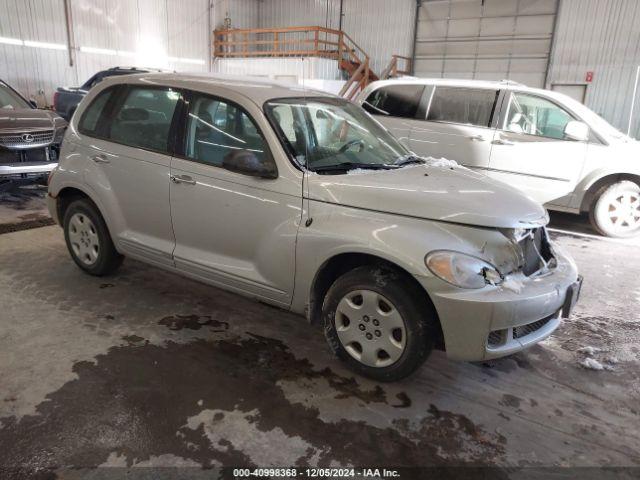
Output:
(416, 246), (580, 362)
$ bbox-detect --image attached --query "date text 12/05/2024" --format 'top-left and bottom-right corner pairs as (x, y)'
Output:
(233, 468), (400, 478)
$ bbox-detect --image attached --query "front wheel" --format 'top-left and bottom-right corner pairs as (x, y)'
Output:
(589, 180), (640, 238)
(63, 199), (123, 276)
(322, 265), (437, 382)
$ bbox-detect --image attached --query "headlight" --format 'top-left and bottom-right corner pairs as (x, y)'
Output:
(53, 127), (66, 143)
(425, 250), (503, 289)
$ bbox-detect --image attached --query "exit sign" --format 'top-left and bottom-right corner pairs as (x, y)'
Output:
(586, 71), (594, 82)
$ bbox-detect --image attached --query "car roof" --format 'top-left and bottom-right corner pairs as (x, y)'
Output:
(367, 77), (556, 96)
(100, 72), (334, 106)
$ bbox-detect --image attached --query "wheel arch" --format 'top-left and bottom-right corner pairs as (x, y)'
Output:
(580, 173), (640, 212)
(308, 251), (445, 350)
(55, 186), (104, 227)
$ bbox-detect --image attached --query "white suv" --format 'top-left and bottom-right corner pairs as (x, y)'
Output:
(48, 73), (580, 381)
(358, 78), (640, 237)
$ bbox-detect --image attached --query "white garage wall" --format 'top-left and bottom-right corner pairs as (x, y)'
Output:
(547, 0), (640, 139)
(228, 0), (416, 78)
(0, 0), (211, 107)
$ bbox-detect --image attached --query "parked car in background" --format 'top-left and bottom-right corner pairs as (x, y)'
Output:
(0, 79), (67, 179)
(53, 66), (163, 120)
(358, 78), (640, 238)
(47, 73), (581, 381)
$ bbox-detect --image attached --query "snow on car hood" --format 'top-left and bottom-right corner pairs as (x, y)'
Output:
(307, 163), (548, 229)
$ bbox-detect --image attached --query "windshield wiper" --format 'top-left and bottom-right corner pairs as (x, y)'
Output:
(393, 154), (426, 167)
(311, 162), (396, 173)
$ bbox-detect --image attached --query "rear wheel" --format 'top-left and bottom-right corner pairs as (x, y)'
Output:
(589, 180), (640, 238)
(322, 265), (437, 381)
(63, 199), (123, 275)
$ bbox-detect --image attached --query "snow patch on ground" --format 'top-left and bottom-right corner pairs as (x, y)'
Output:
(577, 346), (603, 355)
(579, 358), (605, 370)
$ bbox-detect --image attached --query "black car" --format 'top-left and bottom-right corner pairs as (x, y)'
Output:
(0, 79), (67, 179)
(53, 66), (163, 120)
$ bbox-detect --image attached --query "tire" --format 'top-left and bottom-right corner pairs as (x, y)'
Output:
(322, 265), (437, 382)
(63, 198), (123, 276)
(589, 180), (640, 238)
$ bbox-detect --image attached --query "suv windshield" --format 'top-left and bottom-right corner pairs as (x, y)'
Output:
(0, 82), (30, 109)
(265, 97), (410, 172)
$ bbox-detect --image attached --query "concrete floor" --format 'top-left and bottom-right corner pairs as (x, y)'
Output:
(0, 183), (639, 477)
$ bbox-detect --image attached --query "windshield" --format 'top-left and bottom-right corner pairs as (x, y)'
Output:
(0, 82), (31, 109)
(264, 97), (410, 172)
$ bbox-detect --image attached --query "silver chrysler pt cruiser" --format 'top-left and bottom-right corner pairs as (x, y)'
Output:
(47, 73), (581, 381)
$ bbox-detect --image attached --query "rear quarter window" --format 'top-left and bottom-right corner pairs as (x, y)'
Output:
(362, 84), (425, 118)
(78, 86), (117, 135)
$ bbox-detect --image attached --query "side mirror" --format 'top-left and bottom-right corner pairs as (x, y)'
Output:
(315, 109), (329, 120)
(222, 150), (278, 179)
(564, 120), (589, 141)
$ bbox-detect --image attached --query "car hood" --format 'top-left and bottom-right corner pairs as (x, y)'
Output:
(0, 108), (66, 132)
(307, 164), (548, 229)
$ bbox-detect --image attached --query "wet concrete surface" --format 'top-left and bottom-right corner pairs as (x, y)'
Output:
(0, 203), (639, 477)
(0, 181), (52, 234)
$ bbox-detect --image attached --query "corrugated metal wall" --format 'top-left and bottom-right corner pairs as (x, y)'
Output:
(254, 0), (415, 77)
(0, 0), (211, 107)
(341, 0), (415, 75)
(547, 0), (640, 138)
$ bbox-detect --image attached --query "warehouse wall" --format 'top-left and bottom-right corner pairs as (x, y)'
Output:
(547, 0), (640, 138)
(241, 0), (416, 77)
(0, 0), (211, 107)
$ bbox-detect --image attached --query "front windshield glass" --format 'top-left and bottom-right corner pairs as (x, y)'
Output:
(264, 97), (410, 171)
(0, 82), (30, 109)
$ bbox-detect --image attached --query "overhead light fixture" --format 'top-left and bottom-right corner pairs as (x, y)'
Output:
(80, 46), (116, 55)
(0, 36), (23, 46)
(24, 40), (66, 50)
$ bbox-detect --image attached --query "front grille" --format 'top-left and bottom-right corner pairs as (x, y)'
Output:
(487, 330), (505, 347)
(0, 149), (19, 164)
(0, 146), (54, 166)
(0, 130), (54, 149)
(519, 227), (552, 276)
(513, 315), (553, 339)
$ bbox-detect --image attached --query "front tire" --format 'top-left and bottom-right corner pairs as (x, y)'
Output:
(63, 199), (123, 276)
(589, 180), (640, 238)
(322, 265), (437, 382)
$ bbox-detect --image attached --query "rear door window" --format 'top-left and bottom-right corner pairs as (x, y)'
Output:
(426, 87), (499, 128)
(107, 87), (180, 153)
(362, 84), (425, 118)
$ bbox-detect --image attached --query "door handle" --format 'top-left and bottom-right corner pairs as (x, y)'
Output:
(468, 134), (485, 141)
(492, 138), (515, 146)
(171, 175), (196, 186)
(91, 154), (110, 164)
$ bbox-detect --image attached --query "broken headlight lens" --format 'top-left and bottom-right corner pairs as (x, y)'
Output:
(425, 250), (503, 289)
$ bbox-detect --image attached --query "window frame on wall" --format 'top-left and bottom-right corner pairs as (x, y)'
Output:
(77, 84), (185, 156)
(423, 86), (501, 129)
(172, 90), (278, 177)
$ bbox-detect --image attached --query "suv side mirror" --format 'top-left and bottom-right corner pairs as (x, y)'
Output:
(222, 150), (278, 179)
(564, 120), (589, 141)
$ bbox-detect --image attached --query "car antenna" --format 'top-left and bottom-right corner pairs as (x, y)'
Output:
(302, 57), (313, 227)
